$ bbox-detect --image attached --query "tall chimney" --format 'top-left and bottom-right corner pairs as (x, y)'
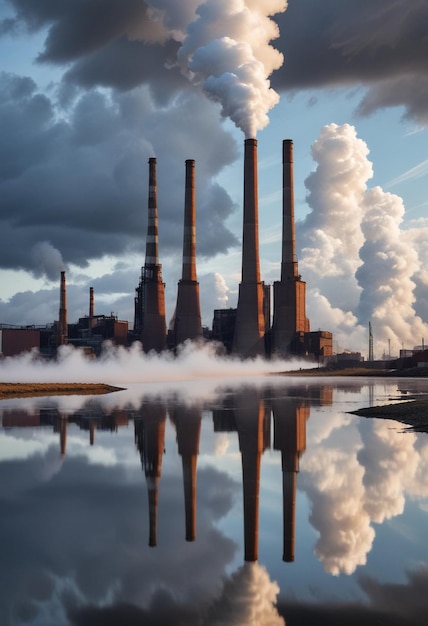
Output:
(57, 270), (68, 347)
(271, 139), (310, 355)
(140, 157), (167, 352)
(172, 159), (203, 346)
(232, 139), (266, 357)
(89, 286), (94, 318)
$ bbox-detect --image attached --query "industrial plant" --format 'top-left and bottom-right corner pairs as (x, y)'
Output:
(0, 138), (334, 361)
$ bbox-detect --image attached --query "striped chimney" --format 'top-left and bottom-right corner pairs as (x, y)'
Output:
(57, 270), (68, 346)
(145, 157), (160, 266)
(182, 159), (197, 282)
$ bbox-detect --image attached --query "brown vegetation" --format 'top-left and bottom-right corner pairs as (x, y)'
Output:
(0, 383), (124, 400)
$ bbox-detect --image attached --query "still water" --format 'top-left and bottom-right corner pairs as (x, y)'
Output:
(1, 376), (427, 625)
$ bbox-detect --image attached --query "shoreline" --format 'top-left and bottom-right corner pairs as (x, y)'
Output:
(0, 382), (125, 400)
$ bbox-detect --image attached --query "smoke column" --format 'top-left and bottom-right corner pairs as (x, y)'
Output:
(299, 123), (428, 356)
(175, 0), (287, 137)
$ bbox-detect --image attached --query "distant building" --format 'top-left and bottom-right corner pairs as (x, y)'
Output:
(0, 326), (40, 357)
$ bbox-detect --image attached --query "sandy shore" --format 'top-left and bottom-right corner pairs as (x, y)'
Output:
(0, 382), (125, 400)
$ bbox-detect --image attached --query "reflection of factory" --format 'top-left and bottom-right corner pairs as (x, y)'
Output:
(1, 139), (332, 361)
(1, 384), (333, 563)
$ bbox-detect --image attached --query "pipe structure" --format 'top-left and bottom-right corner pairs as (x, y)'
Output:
(271, 140), (310, 355)
(232, 139), (266, 357)
(172, 159), (203, 346)
(57, 270), (68, 347)
(139, 157), (167, 353)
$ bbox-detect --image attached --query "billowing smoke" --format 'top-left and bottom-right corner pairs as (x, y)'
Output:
(299, 123), (428, 356)
(30, 241), (65, 281)
(174, 0), (287, 138)
(206, 562), (285, 626)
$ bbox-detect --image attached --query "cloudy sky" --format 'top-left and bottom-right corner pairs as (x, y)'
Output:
(1, 0), (428, 357)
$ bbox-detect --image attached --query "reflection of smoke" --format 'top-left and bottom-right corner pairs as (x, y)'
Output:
(30, 241), (65, 281)
(176, 0), (287, 137)
(300, 444), (375, 576)
(300, 410), (428, 576)
(299, 123), (428, 355)
(206, 562), (285, 626)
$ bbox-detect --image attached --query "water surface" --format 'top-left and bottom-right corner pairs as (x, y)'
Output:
(1, 376), (427, 625)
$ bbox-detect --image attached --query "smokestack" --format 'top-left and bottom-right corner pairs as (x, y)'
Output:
(171, 159), (203, 346)
(140, 158), (167, 352)
(57, 270), (68, 347)
(232, 139), (266, 357)
(281, 140), (298, 280)
(271, 139), (310, 355)
(89, 287), (94, 318)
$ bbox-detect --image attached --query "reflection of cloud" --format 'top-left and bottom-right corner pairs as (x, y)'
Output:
(301, 412), (428, 576)
(358, 420), (419, 523)
(0, 444), (238, 626)
(279, 566), (428, 625)
(206, 562), (285, 626)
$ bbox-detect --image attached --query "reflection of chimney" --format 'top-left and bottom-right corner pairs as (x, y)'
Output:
(170, 405), (202, 542)
(57, 270), (68, 347)
(272, 395), (308, 562)
(134, 401), (167, 547)
(235, 390), (266, 562)
(141, 158), (167, 353)
(172, 159), (203, 346)
(232, 139), (265, 357)
(58, 416), (67, 457)
(272, 140), (310, 355)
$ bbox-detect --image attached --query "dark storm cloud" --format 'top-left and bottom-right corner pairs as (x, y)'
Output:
(274, 0), (428, 124)
(0, 70), (238, 277)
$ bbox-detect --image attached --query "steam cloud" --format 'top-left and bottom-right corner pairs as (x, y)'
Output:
(299, 123), (428, 356)
(30, 241), (65, 281)
(175, 0), (287, 137)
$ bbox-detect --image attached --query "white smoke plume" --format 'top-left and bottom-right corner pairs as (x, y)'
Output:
(30, 241), (65, 281)
(206, 562), (284, 626)
(0, 340), (308, 387)
(174, 0), (287, 138)
(299, 123), (428, 356)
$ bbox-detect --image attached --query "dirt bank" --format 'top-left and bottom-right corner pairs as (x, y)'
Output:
(350, 399), (428, 433)
(0, 382), (124, 400)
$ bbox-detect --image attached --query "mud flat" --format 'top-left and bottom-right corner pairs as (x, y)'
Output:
(0, 383), (124, 400)
(350, 399), (428, 433)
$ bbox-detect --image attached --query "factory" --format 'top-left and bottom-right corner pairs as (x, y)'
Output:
(0, 138), (333, 361)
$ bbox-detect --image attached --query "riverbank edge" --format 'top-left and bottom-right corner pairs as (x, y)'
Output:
(0, 382), (125, 400)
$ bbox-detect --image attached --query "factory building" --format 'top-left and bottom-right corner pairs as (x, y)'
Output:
(1, 138), (332, 360)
